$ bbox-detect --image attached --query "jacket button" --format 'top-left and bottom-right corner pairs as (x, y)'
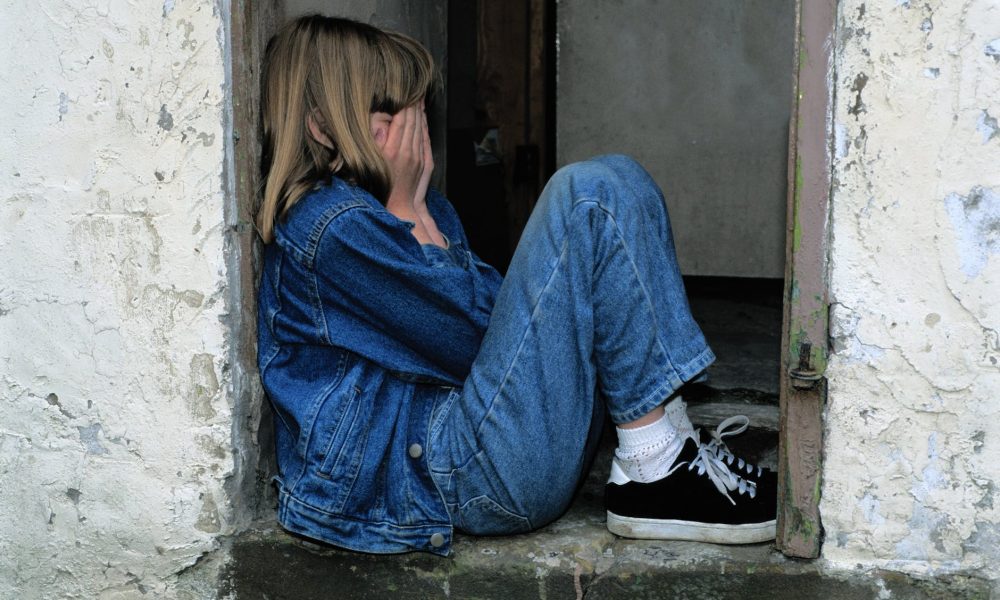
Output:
(408, 443), (423, 459)
(430, 533), (445, 548)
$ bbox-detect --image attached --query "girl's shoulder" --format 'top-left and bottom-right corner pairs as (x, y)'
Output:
(274, 178), (381, 257)
(289, 178), (379, 222)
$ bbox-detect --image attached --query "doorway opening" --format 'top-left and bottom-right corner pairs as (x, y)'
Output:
(234, 0), (832, 561)
(445, 0), (812, 555)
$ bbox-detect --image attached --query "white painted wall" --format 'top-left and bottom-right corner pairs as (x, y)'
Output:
(0, 1), (238, 597)
(3, 0), (999, 594)
(823, 0), (1000, 579)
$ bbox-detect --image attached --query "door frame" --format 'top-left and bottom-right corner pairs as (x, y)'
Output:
(777, 0), (837, 559)
(228, 0), (284, 514)
(233, 0), (837, 559)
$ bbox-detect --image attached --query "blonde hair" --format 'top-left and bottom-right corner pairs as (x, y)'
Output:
(257, 15), (436, 243)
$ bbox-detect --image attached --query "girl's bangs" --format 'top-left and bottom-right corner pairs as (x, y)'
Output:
(370, 35), (434, 114)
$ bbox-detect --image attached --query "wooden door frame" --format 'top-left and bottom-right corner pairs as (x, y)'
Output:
(231, 0), (837, 558)
(777, 0), (837, 559)
(228, 0), (283, 516)
(475, 0), (555, 256)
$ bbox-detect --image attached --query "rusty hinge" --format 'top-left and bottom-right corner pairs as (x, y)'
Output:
(788, 341), (824, 389)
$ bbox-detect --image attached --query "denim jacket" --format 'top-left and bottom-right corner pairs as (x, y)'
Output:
(257, 177), (502, 555)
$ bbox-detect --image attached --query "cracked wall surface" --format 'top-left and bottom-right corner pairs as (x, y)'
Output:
(0, 1), (238, 597)
(824, 0), (1000, 578)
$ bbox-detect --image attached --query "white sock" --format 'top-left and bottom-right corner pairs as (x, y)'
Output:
(663, 396), (697, 441)
(614, 397), (696, 483)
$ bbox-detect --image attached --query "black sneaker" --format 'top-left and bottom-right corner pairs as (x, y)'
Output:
(605, 437), (777, 544)
(700, 415), (778, 490)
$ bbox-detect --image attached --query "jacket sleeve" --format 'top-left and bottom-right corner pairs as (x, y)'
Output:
(313, 205), (501, 383)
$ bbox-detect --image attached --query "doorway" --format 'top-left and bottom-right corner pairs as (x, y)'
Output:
(445, 0), (830, 558)
(233, 0), (834, 560)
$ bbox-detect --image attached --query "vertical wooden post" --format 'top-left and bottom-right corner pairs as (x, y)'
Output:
(777, 0), (837, 559)
(476, 0), (552, 253)
(227, 0), (283, 515)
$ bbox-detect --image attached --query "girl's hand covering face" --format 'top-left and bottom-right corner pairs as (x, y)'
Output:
(413, 104), (434, 210)
(378, 104), (432, 212)
(376, 102), (445, 247)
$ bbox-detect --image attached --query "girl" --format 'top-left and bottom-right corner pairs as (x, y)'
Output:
(256, 15), (776, 556)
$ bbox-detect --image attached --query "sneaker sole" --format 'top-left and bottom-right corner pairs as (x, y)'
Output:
(606, 511), (776, 544)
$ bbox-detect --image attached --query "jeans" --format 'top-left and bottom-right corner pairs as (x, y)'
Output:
(426, 155), (715, 535)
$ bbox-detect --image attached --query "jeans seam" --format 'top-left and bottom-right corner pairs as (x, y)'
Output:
(585, 199), (682, 422)
(473, 238), (572, 441)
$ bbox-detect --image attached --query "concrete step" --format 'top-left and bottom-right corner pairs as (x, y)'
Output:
(688, 401), (779, 432)
(222, 525), (990, 599)
(219, 388), (990, 599)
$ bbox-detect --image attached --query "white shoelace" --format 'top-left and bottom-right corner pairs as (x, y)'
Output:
(703, 415), (766, 478)
(683, 441), (758, 505)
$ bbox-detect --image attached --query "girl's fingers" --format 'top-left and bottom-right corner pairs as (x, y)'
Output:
(390, 107), (405, 151)
(409, 107), (422, 159)
(401, 107), (417, 153)
(422, 112), (433, 168)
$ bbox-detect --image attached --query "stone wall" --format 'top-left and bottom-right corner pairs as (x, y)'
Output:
(3, 0), (999, 595)
(0, 1), (238, 597)
(823, 0), (1000, 578)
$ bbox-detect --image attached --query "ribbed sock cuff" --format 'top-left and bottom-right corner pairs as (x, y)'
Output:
(616, 410), (676, 451)
(664, 396), (696, 440)
(614, 397), (692, 483)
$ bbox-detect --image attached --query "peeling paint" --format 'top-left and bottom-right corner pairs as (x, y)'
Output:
(195, 493), (221, 534)
(77, 423), (109, 455)
(0, 2), (235, 598)
(962, 522), (1000, 556)
(848, 72), (868, 117)
(985, 39), (1000, 63)
(824, 0), (1000, 581)
(58, 92), (69, 121)
(157, 104), (174, 131)
(976, 110), (997, 144)
(196, 131), (216, 146)
(860, 493), (886, 527)
(188, 354), (219, 421)
(943, 186), (1000, 279)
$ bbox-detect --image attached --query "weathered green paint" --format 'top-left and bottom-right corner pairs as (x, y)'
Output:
(792, 156), (804, 253)
(777, 0), (833, 560)
(787, 308), (829, 375)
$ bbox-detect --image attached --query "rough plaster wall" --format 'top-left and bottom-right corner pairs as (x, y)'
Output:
(823, 0), (1000, 578)
(0, 1), (238, 597)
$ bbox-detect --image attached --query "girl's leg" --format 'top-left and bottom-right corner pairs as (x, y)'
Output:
(427, 154), (714, 533)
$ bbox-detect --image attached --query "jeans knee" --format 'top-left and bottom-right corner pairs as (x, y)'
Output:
(550, 158), (617, 189)
(592, 154), (661, 192)
(591, 153), (643, 173)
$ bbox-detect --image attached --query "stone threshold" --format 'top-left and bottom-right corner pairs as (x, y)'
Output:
(218, 413), (989, 600)
(220, 524), (992, 599)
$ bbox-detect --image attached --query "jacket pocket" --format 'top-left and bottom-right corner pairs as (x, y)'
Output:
(308, 384), (371, 514)
(316, 384), (363, 478)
